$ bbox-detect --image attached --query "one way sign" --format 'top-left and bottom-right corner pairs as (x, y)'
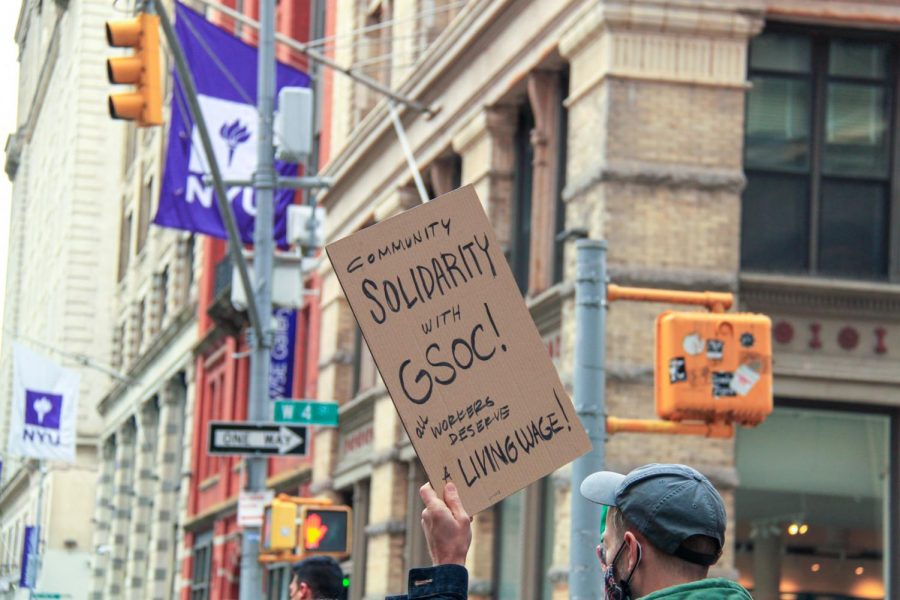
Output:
(207, 422), (308, 456)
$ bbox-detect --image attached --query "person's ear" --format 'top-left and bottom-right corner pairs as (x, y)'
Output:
(298, 581), (312, 599)
(623, 531), (640, 572)
(596, 544), (604, 566)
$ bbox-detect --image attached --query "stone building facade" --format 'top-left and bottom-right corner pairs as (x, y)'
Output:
(87, 114), (200, 600)
(0, 0), (124, 596)
(315, 1), (900, 599)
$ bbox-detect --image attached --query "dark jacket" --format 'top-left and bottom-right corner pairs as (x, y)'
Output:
(386, 565), (468, 600)
(386, 567), (753, 600)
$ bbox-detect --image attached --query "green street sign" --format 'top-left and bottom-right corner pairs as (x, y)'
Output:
(274, 400), (339, 427)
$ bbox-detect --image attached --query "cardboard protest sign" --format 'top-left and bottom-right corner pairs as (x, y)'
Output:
(326, 185), (591, 514)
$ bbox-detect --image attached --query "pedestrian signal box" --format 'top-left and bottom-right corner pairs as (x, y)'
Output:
(655, 311), (772, 426)
(106, 13), (163, 126)
(299, 506), (352, 558)
(262, 498), (297, 552)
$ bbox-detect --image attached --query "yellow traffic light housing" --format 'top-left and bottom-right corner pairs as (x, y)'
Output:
(261, 497), (298, 552)
(298, 505), (352, 558)
(655, 311), (773, 426)
(106, 13), (162, 126)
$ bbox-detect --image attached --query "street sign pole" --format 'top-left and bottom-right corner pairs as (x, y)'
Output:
(569, 240), (607, 600)
(241, 0), (277, 596)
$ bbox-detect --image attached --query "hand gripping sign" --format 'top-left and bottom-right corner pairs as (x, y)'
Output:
(327, 186), (590, 514)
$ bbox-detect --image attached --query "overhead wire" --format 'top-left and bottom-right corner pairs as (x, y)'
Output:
(304, 0), (468, 49)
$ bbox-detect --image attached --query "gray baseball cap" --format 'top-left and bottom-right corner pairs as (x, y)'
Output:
(580, 464), (725, 566)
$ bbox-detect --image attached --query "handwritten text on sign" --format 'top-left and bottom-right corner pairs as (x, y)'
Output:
(326, 186), (590, 514)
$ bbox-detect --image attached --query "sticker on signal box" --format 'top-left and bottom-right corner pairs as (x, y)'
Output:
(730, 364), (761, 396)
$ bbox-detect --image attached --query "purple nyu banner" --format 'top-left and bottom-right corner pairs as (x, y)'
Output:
(155, 2), (310, 244)
(269, 308), (297, 399)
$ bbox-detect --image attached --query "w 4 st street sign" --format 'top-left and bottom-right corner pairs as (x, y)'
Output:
(274, 399), (339, 427)
(207, 422), (308, 456)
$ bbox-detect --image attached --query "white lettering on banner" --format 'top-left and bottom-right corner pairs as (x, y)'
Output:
(185, 174), (255, 215)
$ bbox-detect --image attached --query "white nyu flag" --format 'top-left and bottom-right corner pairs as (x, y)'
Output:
(8, 343), (80, 462)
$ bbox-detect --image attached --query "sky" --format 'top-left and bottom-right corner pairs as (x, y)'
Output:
(0, 2), (18, 332)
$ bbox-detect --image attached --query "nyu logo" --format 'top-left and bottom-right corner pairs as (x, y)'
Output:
(187, 95), (258, 214)
(219, 119), (251, 166)
(23, 389), (63, 447)
(24, 390), (62, 430)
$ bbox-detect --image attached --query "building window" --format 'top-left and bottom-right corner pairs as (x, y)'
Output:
(495, 489), (524, 599)
(511, 104), (534, 294)
(352, 327), (378, 396)
(124, 123), (137, 177)
(158, 266), (169, 328)
(118, 210), (132, 282)
(134, 299), (145, 357)
(265, 565), (291, 600)
(137, 176), (153, 254)
(735, 405), (892, 598)
(190, 531), (213, 600)
(353, 0), (391, 124)
(405, 460), (431, 570)
(742, 30), (897, 280)
(112, 322), (125, 371)
(418, 0), (461, 49)
(553, 71), (569, 285)
(494, 478), (557, 600)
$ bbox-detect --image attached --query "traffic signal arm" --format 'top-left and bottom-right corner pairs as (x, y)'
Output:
(607, 284), (734, 313)
(607, 417), (733, 439)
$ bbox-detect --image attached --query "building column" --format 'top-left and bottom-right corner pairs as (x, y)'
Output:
(312, 272), (356, 493)
(104, 420), (137, 599)
(89, 438), (116, 600)
(525, 70), (564, 296)
(173, 365), (196, 600)
(123, 400), (160, 595)
(147, 379), (187, 600)
(452, 105), (517, 249)
(363, 396), (407, 597)
(752, 532), (782, 600)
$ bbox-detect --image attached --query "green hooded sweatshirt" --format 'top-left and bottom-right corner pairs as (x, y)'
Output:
(640, 578), (753, 600)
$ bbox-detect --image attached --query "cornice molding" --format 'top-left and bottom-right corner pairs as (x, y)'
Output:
(740, 273), (900, 318)
(559, 0), (764, 60)
(564, 161), (747, 202)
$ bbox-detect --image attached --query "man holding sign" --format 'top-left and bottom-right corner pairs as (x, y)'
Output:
(388, 465), (750, 600)
(326, 185), (591, 515)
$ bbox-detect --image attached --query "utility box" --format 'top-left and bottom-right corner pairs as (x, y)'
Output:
(275, 86), (313, 162)
(231, 250), (317, 310)
(655, 311), (772, 426)
(287, 204), (325, 249)
(261, 498), (298, 552)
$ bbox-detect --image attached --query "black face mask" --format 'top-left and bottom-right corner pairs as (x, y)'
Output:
(603, 539), (642, 600)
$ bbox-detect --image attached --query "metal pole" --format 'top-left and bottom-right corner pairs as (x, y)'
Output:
(388, 101), (430, 204)
(240, 0), (276, 595)
(569, 239), (607, 600)
(153, 0), (265, 344)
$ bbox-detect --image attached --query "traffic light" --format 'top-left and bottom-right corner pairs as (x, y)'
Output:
(299, 506), (352, 557)
(106, 13), (162, 126)
(261, 497), (298, 552)
(655, 311), (773, 426)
